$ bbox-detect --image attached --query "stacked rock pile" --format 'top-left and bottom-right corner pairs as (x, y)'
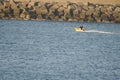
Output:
(0, 0), (120, 23)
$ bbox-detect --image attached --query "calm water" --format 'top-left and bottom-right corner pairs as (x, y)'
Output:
(0, 20), (120, 80)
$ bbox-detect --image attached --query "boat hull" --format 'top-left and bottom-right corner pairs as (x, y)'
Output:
(75, 27), (85, 32)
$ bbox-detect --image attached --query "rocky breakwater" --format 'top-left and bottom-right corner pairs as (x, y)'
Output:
(0, 0), (120, 23)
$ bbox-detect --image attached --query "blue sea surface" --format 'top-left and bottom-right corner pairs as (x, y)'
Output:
(0, 20), (120, 80)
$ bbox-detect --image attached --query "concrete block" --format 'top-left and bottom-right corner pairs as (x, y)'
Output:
(40, 6), (48, 14)
(0, 12), (5, 17)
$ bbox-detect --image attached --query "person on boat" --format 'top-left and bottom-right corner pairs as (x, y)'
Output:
(80, 26), (86, 31)
(80, 26), (83, 30)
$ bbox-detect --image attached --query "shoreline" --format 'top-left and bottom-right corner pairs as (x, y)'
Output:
(1, 18), (117, 25)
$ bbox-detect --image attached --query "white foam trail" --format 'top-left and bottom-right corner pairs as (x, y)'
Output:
(84, 30), (120, 34)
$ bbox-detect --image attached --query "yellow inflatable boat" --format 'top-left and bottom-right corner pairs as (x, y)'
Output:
(75, 27), (86, 32)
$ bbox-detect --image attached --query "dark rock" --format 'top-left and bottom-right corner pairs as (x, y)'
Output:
(0, 12), (5, 18)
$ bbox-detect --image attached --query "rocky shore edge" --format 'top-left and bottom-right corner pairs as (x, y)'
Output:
(0, 0), (120, 23)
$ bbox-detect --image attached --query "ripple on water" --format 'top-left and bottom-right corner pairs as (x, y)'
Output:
(0, 20), (120, 80)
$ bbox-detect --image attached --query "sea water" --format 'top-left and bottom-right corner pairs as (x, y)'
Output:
(0, 20), (120, 80)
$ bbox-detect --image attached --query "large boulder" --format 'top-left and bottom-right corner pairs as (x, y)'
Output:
(29, 10), (37, 19)
(95, 7), (100, 11)
(0, 11), (4, 18)
(34, 2), (41, 6)
(49, 4), (59, 12)
(100, 6), (107, 13)
(114, 7), (120, 12)
(37, 15), (42, 20)
(25, 14), (30, 20)
(86, 9), (93, 16)
(0, 2), (4, 9)
(40, 6), (48, 15)
(73, 9), (79, 20)
(113, 7), (120, 18)
(79, 12), (86, 20)
(47, 12), (56, 20)
(3, 7), (10, 14)
(20, 13), (26, 19)
(113, 7), (120, 22)
(88, 6), (94, 11)
(67, 5), (74, 17)
(10, 0), (20, 17)
(87, 16), (94, 22)
(57, 6), (64, 17)
(3, 1), (10, 8)
(64, 7), (72, 20)
(35, 6), (41, 14)
(20, 9), (28, 19)
(93, 11), (100, 18)
(14, 8), (20, 17)
(3, 7), (11, 17)
(94, 17), (101, 22)
(82, 5), (89, 11)
(114, 17), (120, 23)
(101, 14), (109, 22)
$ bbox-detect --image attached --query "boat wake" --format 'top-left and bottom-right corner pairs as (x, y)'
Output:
(85, 30), (120, 34)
